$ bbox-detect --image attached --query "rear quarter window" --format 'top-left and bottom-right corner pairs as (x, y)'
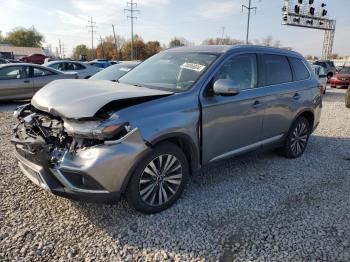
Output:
(263, 54), (292, 86)
(289, 57), (310, 81)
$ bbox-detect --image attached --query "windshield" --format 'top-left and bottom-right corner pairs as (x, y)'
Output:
(90, 63), (138, 81)
(339, 67), (350, 74)
(118, 52), (218, 91)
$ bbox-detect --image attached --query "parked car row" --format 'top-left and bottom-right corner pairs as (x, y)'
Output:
(0, 60), (140, 100)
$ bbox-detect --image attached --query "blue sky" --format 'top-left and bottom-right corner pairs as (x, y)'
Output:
(0, 0), (349, 57)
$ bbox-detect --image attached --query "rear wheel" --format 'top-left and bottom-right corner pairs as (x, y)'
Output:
(346, 87), (350, 108)
(281, 116), (311, 159)
(126, 142), (189, 213)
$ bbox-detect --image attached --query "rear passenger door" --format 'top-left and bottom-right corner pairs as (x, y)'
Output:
(30, 66), (58, 92)
(258, 54), (311, 141)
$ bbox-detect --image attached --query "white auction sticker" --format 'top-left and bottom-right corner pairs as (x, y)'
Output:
(181, 62), (205, 72)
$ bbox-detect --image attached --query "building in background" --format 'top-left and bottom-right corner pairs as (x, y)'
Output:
(0, 44), (49, 59)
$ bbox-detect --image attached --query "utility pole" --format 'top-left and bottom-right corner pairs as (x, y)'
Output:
(242, 0), (257, 44)
(99, 36), (105, 58)
(87, 17), (97, 59)
(124, 0), (139, 60)
(112, 24), (118, 59)
(58, 39), (62, 58)
(61, 42), (66, 58)
(220, 26), (225, 44)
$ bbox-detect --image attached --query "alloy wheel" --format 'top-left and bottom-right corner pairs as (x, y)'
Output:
(139, 154), (183, 206)
(290, 121), (309, 156)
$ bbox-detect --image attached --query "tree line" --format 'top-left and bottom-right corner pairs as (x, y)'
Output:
(2, 27), (347, 61)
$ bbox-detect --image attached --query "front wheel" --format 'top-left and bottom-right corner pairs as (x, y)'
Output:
(281, 116), (311, 159)
(126, 142), (189, 213)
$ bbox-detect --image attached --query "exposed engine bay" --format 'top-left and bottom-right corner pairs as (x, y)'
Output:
(12, 104), (130, 166)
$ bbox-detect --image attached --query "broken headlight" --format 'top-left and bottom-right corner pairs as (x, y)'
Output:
(64, 119), (130, 140)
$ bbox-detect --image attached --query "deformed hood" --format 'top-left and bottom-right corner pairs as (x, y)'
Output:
(31, 79), (173, 119)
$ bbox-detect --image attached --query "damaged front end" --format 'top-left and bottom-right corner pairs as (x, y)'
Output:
(12, 104), (148, 202)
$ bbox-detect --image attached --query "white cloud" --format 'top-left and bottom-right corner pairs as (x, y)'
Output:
(197, 1), (241, 21)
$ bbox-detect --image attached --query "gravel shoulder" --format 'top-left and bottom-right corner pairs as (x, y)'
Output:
(0, 89), (349, 261)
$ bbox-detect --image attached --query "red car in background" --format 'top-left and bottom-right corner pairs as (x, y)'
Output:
(330, 67), (350, 88)
(19, 53), (48, 64)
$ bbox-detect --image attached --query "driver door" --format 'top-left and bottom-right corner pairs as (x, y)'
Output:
(201, 53), (265, 163)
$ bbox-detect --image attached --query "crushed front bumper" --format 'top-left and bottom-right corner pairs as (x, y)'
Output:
(12, 128), (149, 203)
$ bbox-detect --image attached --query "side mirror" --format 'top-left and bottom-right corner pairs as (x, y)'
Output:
(213, 79), (240, 96)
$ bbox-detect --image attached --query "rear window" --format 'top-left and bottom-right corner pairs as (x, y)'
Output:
(263, 54), (292, 85)
(289, 57), (310, 81)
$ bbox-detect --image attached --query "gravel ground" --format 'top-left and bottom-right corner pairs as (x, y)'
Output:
(0, 88), (349, 261)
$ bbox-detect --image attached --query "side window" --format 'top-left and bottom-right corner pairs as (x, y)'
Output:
(0, 66), (29, 80)
(213, 54), (258, 90)
(73, 63), (86, 70)
(319, 66), (325, 76)
(50, 63), (64, 71)
(33, 67), (54, 77)
(263, 54), (292, 85)
(289, 57), (310, 81)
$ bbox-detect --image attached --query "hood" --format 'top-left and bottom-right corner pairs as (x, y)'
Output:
(31, 79), (173, 119)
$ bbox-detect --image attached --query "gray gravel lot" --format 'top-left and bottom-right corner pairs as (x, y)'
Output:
(0, 88), (349, 261)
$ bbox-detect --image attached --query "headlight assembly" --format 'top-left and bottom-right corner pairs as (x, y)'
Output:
(64, 120), (130, 140)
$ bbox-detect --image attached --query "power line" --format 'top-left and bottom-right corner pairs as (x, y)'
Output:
(87, 17), (97, 58)
(124, 0), (139, 60)
(242, 0), (258, 44)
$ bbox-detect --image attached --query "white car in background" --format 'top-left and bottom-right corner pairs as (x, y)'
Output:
(312, 64), (327, 94)
(44, 60), (100, 79)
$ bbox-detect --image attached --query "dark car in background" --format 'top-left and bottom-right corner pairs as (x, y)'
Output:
(12, 45), (322, 213)
(313, 60), (336, 79)
(90, 62), (140, 81)
(330, 66), (350, 89)
(20, 54), (48, 64)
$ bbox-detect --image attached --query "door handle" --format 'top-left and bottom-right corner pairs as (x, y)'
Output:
(23, 80), (30, 83)
(293, 93), (301, 100)
(253, 100), (262, 108)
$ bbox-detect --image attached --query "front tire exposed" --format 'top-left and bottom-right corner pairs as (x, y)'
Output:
(346, 87), (350, 108)
(281, 116), (311, 159)
(126, 142), (189, 214)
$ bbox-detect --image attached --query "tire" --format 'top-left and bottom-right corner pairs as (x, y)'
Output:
(281, 116), (311, 159)
(346, 87), (350, 108)
(126, 142), (189, 214)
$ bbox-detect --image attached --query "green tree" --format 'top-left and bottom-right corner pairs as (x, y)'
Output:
(5, 27), (44, 47)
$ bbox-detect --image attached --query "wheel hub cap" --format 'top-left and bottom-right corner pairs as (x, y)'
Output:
(139, 154), (183, 206)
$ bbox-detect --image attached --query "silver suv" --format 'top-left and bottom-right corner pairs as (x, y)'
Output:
(12, 45), (322, 213)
